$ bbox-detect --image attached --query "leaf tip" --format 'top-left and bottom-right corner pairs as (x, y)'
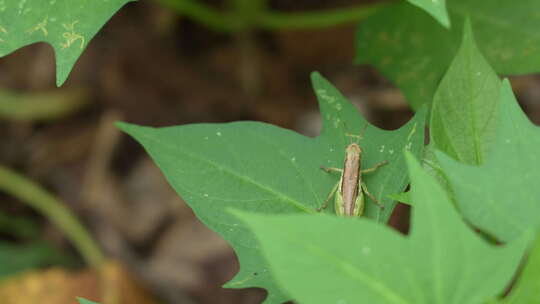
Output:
(461, 16), (476, 47)
(115, 121), (138, 136)
(413, 103), (429, 121)
(404, 150), (420, 171)
(55, 70), (68, 88)
(54, 46), (74, 87)
(499, 78), (516, 105)
(440, 14), (451, 29)
(115, 121), (149, 139)
(115, 121), (131, 131)
(310, 71), (324, 83)
(500, 78), (512, 91)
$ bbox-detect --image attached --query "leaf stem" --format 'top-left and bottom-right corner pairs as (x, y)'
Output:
(156, 0), (239, 32)
(258, 2), (389, 30)
(156, 0), (391, 32)
(0, 165), (104, 268)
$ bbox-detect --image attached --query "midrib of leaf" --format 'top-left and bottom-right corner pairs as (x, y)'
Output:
(301, 240), (412, 304)
(476, 91), (498, 148)
(465, 51), (483, 165)
(137, 131), (314, 214)
(449, 2), (540, 39)
(440, 41), (488, 165)
(172, 183), (278, 203)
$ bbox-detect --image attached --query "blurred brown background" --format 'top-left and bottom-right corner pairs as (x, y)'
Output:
(1, 0), (540, 303)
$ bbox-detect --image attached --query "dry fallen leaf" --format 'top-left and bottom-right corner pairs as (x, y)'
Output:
(0, 260), (159, 304)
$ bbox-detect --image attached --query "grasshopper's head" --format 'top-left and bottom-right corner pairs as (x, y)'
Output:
(346, 143), (362, 155)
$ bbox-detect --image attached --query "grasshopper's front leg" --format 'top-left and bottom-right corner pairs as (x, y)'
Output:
(361, 160), (388, 174)
(320, 166), (343, 174)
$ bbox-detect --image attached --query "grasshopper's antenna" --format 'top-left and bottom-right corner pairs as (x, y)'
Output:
(359, 122), (369, 140)
(345, 121), (369, 144)
(341, 121), (353, 145)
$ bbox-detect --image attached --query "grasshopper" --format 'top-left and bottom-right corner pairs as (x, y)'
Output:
(318, 128), (388, 217)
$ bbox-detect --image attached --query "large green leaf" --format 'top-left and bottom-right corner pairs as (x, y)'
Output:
(406, 0), (449, 28)
(119, 72), (426, 303)
(438, 80), (540, 242)
(430, 19), (501, 165)
(355, 0), (540, 109)
(0, 0), (133, 86)
(233, 153), (530, 304)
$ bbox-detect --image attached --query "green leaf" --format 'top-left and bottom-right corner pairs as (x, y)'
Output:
(119, 72), (426, 303)
(0, 241), (69, 279)
(406, 0), (449, 28)
(438, 80), (540, 242)
(232, 152), (530, 304)
(77, 298), (99, 304)
(355, 0), (540, 109)
(0, 0), (133, 86)
(430, 19), (501, 165)
(311, 73), (426, 221)
(502, 232), (540, 304)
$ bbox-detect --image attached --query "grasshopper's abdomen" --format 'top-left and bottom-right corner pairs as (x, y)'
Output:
(339, 143), (363, 216)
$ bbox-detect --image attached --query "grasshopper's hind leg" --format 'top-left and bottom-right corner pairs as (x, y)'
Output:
(317, 166), (341, 212)
(361, 182), (384, 209)
(317, 181), (339, 212)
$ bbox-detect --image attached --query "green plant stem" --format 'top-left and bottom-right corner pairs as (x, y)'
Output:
(156, 0), (391, 32)
(156, 0), (239, 32)
(258, 2), (390, 30)
(0, 165), (104, 268)
(230, 0), (267, 27)
(0, 89), (89, 122)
